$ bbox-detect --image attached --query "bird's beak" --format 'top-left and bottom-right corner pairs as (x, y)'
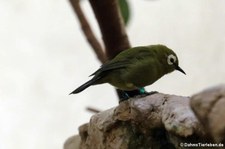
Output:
(174, 64), (186, 75)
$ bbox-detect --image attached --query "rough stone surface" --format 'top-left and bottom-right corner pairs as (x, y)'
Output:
(191, 85), (225, 144)
(66, 93), (206, 149)
(64, 135), (81, 149)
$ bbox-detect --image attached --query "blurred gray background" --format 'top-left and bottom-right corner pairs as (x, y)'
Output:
(0, 0), (225, 149)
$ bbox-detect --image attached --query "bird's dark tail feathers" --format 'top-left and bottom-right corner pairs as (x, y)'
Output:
(69, 77), (100, 95)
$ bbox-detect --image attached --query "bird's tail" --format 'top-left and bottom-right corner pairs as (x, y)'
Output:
(69, 77), (100, 94)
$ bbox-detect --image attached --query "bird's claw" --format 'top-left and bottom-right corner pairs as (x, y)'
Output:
(119, 90), (158, 103)
(135, 91), (158, 98)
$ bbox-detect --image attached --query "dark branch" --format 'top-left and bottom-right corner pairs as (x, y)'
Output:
(89, 0), (131, 59)
(69, 0), (107, 63)
(86, 106), (101, 113)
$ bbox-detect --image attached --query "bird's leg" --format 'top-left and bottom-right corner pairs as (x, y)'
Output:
(118, 90), (130, 103)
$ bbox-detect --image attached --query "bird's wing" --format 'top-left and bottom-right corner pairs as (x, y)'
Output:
(90, 47), (153, 77)
(90, 60), (130, 76)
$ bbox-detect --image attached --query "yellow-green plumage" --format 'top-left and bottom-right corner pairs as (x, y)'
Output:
(70, 45), (185, 94)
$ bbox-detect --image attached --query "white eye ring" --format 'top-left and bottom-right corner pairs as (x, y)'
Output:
(167, 54), (176, 65)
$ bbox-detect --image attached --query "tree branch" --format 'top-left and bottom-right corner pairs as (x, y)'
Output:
(86, 106), (100, 113)
(69, 0), (107, 63)
(89, 0), (131, 59)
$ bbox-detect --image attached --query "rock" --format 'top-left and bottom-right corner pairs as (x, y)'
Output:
(191, 85), (225, 144)
(77, 93), (204, 149)
(64, 135), (81, 149)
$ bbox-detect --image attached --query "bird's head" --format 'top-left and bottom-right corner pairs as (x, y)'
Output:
(166, 52), (186, 74)
(155, 45), (186, 75)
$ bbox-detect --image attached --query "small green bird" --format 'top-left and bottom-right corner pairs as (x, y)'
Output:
(70, 45), (185, 97)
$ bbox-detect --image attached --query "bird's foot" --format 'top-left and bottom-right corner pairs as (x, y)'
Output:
(145, 91), (158, 96)
(135, 89), (158, 98)
(118, 88), (158, 103)
(118, 89), (142, 103)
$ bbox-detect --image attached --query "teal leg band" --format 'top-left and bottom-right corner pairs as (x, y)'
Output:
(139, 87), (146, 94)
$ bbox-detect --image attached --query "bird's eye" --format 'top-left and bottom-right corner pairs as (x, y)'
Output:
(167, 54), (176, 65)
